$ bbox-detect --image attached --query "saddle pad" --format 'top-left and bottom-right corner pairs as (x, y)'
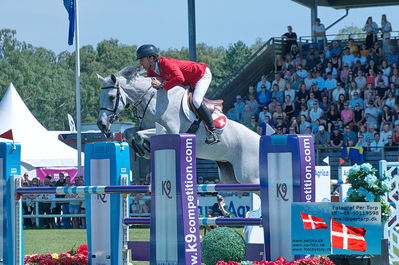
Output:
(181, 91), (228, 130)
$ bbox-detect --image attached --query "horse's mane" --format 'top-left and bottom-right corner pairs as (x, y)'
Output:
(117, 65), (145, 82)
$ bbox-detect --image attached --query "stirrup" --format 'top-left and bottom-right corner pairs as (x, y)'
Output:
(205, 131), (220, 145)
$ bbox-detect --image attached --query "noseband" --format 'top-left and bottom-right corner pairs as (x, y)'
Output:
(100, 81), (155, 125)
(100, 84), (128, 123)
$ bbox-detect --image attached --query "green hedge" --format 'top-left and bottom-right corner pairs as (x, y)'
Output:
(201, 227), (246, 265)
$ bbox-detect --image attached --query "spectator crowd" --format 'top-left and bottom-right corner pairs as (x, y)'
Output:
(226, 15), (399, 151)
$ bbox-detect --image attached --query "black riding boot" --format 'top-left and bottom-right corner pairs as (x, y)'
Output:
(196, 103), (220, 144)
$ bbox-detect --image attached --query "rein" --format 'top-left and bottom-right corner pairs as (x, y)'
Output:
(100, 82), (155, 127)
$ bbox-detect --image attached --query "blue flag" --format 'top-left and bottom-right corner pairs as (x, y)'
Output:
(63, 0), (75, 45)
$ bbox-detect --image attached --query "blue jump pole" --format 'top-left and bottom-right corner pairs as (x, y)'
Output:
(84, 142), (131, 265)
(0, 142), (23, 265)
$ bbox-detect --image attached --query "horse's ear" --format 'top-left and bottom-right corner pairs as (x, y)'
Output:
(111, 74), (117, 84)
(96, 73), (107, 84)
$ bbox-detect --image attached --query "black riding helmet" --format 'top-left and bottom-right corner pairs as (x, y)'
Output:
(136, 44), (160, 60)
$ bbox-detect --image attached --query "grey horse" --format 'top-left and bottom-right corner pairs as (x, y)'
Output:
(97, 65), (264, 184)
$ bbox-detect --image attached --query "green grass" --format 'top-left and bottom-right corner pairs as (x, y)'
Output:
(24, 227), (243, 264)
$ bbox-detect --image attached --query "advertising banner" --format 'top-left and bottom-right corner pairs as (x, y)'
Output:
(291, 202), (381, 255)
(315, 166), (331, 202)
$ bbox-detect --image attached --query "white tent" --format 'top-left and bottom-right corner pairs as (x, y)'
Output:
(0, 83), (80, 172)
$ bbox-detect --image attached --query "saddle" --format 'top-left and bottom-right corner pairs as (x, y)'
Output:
(187, 91), (224, 116)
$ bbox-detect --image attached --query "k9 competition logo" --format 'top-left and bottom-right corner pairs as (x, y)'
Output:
(162, 180), (172, 199)
(277, 183), (288, 201)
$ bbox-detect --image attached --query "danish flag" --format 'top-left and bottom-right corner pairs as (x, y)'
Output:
(300, 212), (328, 229)
(331, 219), (367, 252)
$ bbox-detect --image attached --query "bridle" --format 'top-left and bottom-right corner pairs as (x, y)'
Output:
(100, 80), (155, 126)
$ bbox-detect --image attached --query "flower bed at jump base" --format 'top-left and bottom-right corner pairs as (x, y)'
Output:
(216, 256), (335, 265)
(24, 244), (88, 265)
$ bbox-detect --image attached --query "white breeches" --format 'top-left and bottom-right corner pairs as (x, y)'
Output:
(193, 67), (212, 109)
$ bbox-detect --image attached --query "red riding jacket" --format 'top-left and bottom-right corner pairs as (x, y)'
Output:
(147, 57), (207, 90)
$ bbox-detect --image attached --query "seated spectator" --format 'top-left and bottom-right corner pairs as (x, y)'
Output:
(304, 124), (314, 135)
(246, 94), (259, 116)
(272, 73), (286, 91)
(226, 105), (239, 122)
(234, 95), (245, 119)
(330, 126), (344, 148)
(356, 134), (368, 148)
(314, 125), (330, 148)
(206, 194), (230, 231)
(385, 136), (398, 151)
(257, 84), (271, 107)
(271, 84), (284, 105)
(303, 71), (314, 89)
(370, 132), (384, 152)
(256, 75), (271, 92)
(272, 105), (287, 122)
(290, 44), (300, 59)
(341, 102), (354, 126)
(359, 43), (369, 57)
(380, 60), (391, 77)
(319, 96), (330, 112)
(299, 115), (311, 134)
(306, 53), (319, 70)
(325, 62), (337, 79)
(365, 100), (380, 128)
(318, 51), (328, 69)
(349, 92), (364, 110)
(275, 54), (285, 73)
(343, 125), (358, 145)
(330, 41), (342, 57)
(283, 95), (295, 121)
(354, 70), (367, 90)
(390, 68), (399, 86)
(384, 92), (396, 109)
(337, 94), (347, 112)
(290, 72), (302, 91)
(307, 92), (318, 109)
(296, 64), (307, 79)
(240, 104), (253, 125)
(246, 85), (257, 99)
(257, 116), (275, 135)
(268, 97), (279, 113)
(364, 124), (377, 144)
(309, 101), (324, 122)
(341, 47), (354, 67)
(258, 106), (272, 124)
(324, 72), (337, 98)
(392, 122), (399, 144)
(298, 103), (309, 120)
(348, 81), (361, 99)
(353, 52), (367, 66)
(393, 105), (399, 122)
(380, 123), (393, 144)
(274, 117), (288, 133)
(246, 115), (258, 132)
(374, 70), (389, 88)
(365, 59), (379, 74)
(381, 105), (393, 124)
(347, 38), (359, 54)
(312, 71), (325, 91)
(332, 83), (346, 102)
(352, 103), (365, 129)
(340, 64), (350, 85)
(387, 47), (399, 65)
(326, 104), (340, 129)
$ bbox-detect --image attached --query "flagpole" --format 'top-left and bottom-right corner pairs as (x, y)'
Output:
(74, 0), (82, 176)
(330, 217), (333, 255)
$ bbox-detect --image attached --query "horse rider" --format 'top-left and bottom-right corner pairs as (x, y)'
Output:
(136, 44), (220, 145)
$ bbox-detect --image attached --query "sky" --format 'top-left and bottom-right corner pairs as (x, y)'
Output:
(1, 0), (399, 54)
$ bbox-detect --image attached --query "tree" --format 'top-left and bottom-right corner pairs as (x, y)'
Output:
(335, 24), (364, 40)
